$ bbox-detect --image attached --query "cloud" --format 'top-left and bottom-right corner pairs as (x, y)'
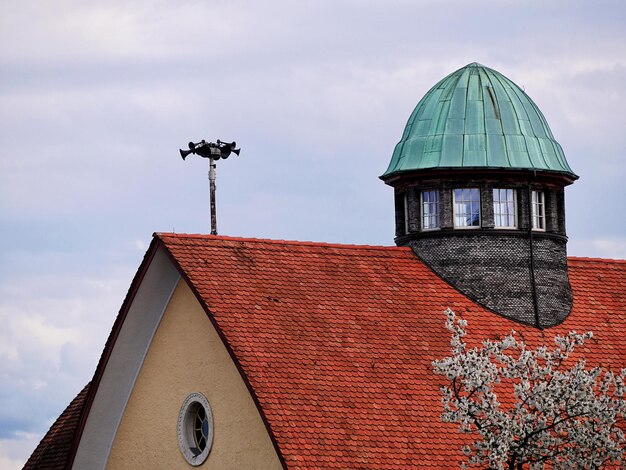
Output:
(0, 435), (39, 470)
(0, 266), (131, 439)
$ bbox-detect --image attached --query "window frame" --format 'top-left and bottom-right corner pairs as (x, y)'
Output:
(420, 189), (440, 231)
(178, 392), (214, 466)
(453, 188), (481, 229)
(492, 188), (518, 229)
(531, 190), (546, 231)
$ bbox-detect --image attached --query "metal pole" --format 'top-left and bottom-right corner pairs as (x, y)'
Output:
(209, 157), (217, 235)
(527, 182), (540, 329)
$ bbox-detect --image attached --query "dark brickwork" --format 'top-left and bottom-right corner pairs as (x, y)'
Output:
(546, 188), (558, 233)
(406, 233), (572, 328)
(556, 188), (567, 236)
(440, 185), (453, 229)
(406, 187), (420, 233)
(532, 237), (573, 325)
(479, 183), (493, 229)
(518, 189), (530, 231)
(394, 189), (406, 237)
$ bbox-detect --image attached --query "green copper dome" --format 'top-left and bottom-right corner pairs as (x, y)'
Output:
(383, 63), (577, 179)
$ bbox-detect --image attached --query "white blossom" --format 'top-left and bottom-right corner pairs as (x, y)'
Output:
(432, 308), (626, 469)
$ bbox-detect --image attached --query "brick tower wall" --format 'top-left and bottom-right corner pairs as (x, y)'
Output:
(406, 234), (572, 328)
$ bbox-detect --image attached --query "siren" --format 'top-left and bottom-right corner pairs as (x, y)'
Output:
(178, 139), (240, 160)
(179, 141), (201, 160)
(180, 148), (194, 160)
(217, 140), (241, 159)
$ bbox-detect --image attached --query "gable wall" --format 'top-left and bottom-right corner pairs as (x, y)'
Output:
(107, 279), (282, 469)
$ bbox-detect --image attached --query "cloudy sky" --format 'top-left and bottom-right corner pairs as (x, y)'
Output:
(1, 0), (625, 467)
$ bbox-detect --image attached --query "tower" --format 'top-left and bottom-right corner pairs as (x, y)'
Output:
(381, 63), (578, 328)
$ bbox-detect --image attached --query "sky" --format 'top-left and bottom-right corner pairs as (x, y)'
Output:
(1, 0), (625, 467)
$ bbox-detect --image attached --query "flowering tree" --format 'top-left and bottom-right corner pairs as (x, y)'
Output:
(432, 309), (626, 469)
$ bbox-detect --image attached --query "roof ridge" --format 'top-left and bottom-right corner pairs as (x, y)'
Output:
(155, 232), (409, 252)
(568, 256), (626, 263)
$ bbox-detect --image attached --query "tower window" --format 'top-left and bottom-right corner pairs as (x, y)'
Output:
(421, 190), (440, 230)
(453, 188), (481, 228)
(531, 190), (546, 230)
(493, 188), (517, 228)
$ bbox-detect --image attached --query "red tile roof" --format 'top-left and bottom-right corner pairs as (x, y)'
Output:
(25, 234), (626, 469)
(157, 234), (626, 469)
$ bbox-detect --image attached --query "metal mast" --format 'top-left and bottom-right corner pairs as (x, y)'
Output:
(208, 157), (217, 235)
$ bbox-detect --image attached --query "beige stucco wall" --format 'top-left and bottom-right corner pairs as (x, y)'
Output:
(107, 279), (282, 470)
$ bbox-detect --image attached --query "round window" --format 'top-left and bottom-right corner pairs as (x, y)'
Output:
(177, 392), (213, 466)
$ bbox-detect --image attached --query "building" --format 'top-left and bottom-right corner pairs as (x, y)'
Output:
(25, 64), (626, 469)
